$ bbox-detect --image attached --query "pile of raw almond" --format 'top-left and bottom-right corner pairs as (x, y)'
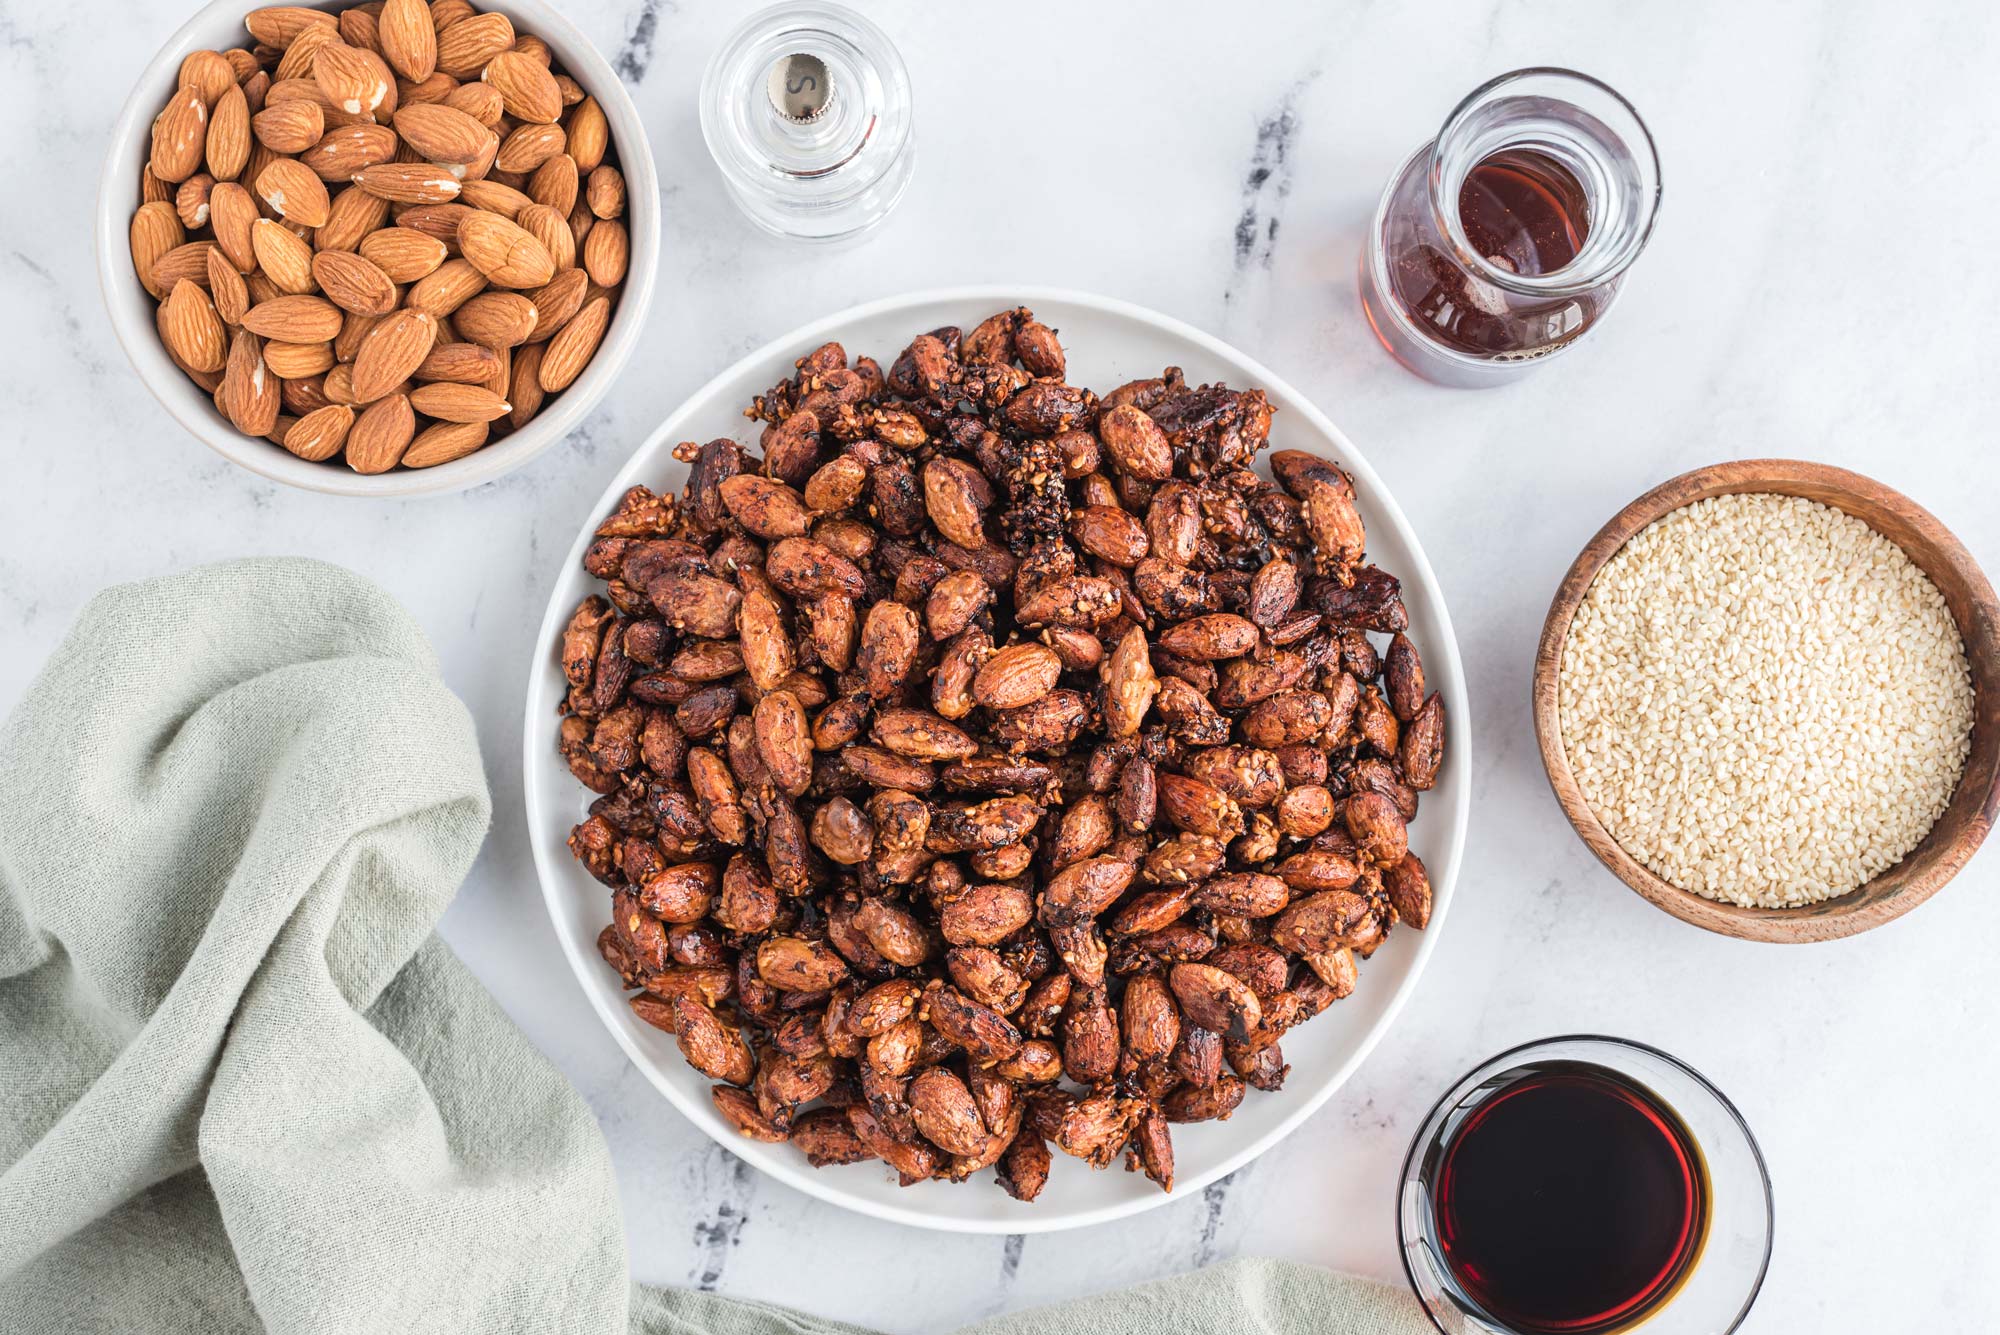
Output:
(131, 1), (631, 472)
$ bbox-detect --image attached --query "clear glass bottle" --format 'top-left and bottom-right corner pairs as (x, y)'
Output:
(699, 1), (916, 244)
(1360, 68), (1662, 387)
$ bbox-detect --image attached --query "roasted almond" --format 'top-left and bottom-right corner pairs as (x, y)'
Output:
(283, 403), (355, 461)
(346, 391), (416, 471)
(310, 250), (398, 314)
(255, 157), (331, 226)
(409, 381), (509, 422)
(358, 226), (447, 281)
(458, 209), (554, 287)
(350, 308), (438, 400)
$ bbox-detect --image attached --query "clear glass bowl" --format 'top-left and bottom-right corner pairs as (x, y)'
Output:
(1399, 1035), (1772, 1334)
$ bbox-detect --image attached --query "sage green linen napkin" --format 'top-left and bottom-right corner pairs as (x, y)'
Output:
(0, 558), (1429, 1335)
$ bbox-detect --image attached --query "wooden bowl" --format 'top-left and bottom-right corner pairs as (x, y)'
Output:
(1532, 459), (2000, 942)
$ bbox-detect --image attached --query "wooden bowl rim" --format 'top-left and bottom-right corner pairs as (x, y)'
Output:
(1532, 458), (2000, 943)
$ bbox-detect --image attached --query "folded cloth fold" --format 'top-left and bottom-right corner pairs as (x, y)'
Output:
(0, 558), (1427, 1335)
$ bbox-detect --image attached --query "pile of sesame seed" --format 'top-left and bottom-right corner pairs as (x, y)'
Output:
(1559, 492), (1974, 907)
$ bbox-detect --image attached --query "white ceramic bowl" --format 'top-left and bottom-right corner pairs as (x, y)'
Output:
(524, 287), (1472, 1233)
(95, 0), (659, 497)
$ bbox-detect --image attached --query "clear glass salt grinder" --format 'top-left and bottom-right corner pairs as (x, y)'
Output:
(699, 2), (916, 243)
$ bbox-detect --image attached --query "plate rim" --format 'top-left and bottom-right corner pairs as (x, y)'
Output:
(522, 284), (1472, 1234)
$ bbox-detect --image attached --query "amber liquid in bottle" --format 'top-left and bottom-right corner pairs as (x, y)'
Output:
(1389, 148), (1599, 358)
(1431, 1062), (1710, 1335)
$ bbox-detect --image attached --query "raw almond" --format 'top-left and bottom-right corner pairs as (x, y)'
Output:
(219, 328), (282, 434)
(264, 414), (299, 445)
(207, 248), (250, 325)
(431, 0), (477, 31)
(151, 240), (221, 292)
(245, 271), (284, 306)
(334, 310), (378, 362)
(280, 373), (331, 414)
(507, 342), (545, 427)
(402, 418), (488, 467)
(322, 362), (360, 404)
(179, 50), (236, 107)
(495, 121), (564, 173)
(538, 294), (608, 392)
(130, 202), (185, 299)
(581, 218), (627, 288)
(406, 257), (487, 315)
(456, 177), (530, 219)
(434, 12), (514, 77)
(207, 84), (251, 181)
(393, 103), (492, 164)
(256, 157), (331, 227)
(415, 340), (500, 383)
(409, 382), (509, 422)
(453, 290), (537, 348)
(263, 340), (336, 378)
(283, 404), (355, 461)
(242, 69), (271, 115)
(359, 226), (446, 281)
(311, 250), (398, 314)
(338, 8), (381, 55)
(210, 183), (259, 271)
(566, 96), (607, 172)
(481, 343), (511, 402)
(241, 294), (344, 342)
(176, 173), (216, 229)
(142, 164), (171, 205)
(552, 73), (585, 108)
(445, 81), (503, 127)
(514, 202), (575, 271)
(314, 42), (395, 119)
(399, 72), (459, 106)
(459, 210), (553, 287)
(378, 0), (437, 81)
(481, 51), (561, 124)
(525, 267), (586, 341)
(395, 202), (474, 246)
(223, 47), (261, 82)
(252, 217), (318, 293)
(585, 164), (624, 220)
(160, 279), (228, 372)
(253, 98), (324, 153)
(244, 5), (337, 48)
(351, 308), (438, 400)
(512, 35), (552, 67)
(149, 85), (208, 184)
(275, 24), (341, 85)
(301, 123), (399, 180)
(526, 152), (577, 217)
(352, 160), (462, 203)
(346, 391), (416, 471)
(315, 184), (391, 251)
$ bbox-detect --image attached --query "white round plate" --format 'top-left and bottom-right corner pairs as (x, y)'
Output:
(524, 286), (1470, 1233)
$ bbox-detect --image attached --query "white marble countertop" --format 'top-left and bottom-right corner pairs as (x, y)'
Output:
(5, 0), (1998, 1329)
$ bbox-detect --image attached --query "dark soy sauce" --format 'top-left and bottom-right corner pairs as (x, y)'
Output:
(1432, 1062), (1709, 1334)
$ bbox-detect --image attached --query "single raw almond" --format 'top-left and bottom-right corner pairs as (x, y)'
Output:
(566, 201), (595, 250)
(209, 182), (259, 272)
(301, 123), (399, 181)
(322, 362), (360, 404)
(352, 160), (462, 203)
(581, 218), (627, 288)
(347, 391), (416, 471)
(130, 202), (185, 299)
(244, 5), (336, 48)
(586, 164), (625, 220)
(242, 69), (271, 115)
(160, 302), (225, 391)
(456, 178), (530, 219)
(207, 248), (250, 325)
(160, 279), (228, 372)
(264, 414), (299, 444)
(514, 202), (575, 272)
(395, 202), (474, 246)
(142, 164), (171, 205)
(526, 152), (577, 217)
(351, 308), (438, 400)
(263, 340), (336, 378)
(253, 98), (324, 153)
(552, 73), (585, 108)
(393, 103), (493, 165)
(414, 340), (501, 383)
(274, 24), (341, 85)
(207, 84), (251, 181)
(256, 157), (331, 226)
(151, 241), (220, 293)
(283, 404), (354, 461)
(149, 85), (207, 184)
(445, 81), (503, 127)
(458, 210), (554, 288)
(314, 183), (391, 252)
(176, 173), (216, 229)
(252, 218), (318, 294)
(538, 294), (609, 392)
(481, 343), (511, 402)
(512, 35), (552, 67)
(495, 121), (564, 174)
(338, 8), (381, 56)
(453, 290), (537, 348)
(507, 341), (546, 427)
(434, 12), (514, 77)
(314, 42), (394, 119)
(241, 294), (344, 342)
(359, 226), (446, 281)
(402, 418), (488, 467)
(566, 96), (607, 173)
(406, 257), (487, 315)
(378, 0), (437, 81)
(431, 0), (476, 31)
(481, 50), (561, 124)
(281, 373), (332, 414)
(223, 47), (260, 82)
(310, 250), (398, 314)
(219, 328), (281, 434)
(525, 267), (587, 341)
(245, 271), (284, 306)
(409, 382), (509, 422)
(334, 310), (378, 363)
(178, 49), (236, 107)
(400, 72), (460, 107)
